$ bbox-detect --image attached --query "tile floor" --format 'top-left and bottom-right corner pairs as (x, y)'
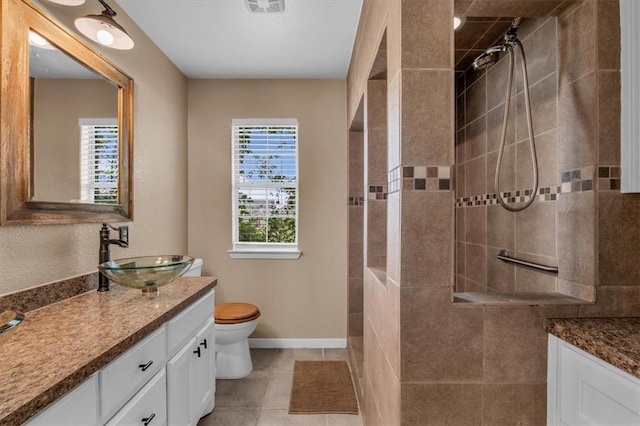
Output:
(198, 348), (363, 426)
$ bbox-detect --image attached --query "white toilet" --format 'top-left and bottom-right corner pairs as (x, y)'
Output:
(183, 259), (260, 380)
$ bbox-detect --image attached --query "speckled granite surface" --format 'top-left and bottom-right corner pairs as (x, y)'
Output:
(0, 277), (216, 426)
(545, 318), (640, 379)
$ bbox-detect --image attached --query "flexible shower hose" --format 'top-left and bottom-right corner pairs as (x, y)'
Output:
(495, 39), (539, 212)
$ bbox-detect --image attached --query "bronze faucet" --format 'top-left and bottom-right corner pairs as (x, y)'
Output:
(98, 223), (129, 292)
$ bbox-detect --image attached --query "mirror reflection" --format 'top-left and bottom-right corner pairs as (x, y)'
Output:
(29, 30), (119, 205)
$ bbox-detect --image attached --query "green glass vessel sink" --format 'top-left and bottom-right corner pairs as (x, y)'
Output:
(0, 309), (24, 346)
(98, 255), (194, 297)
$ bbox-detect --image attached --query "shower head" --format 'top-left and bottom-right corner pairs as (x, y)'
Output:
(472, 44), (507, 71)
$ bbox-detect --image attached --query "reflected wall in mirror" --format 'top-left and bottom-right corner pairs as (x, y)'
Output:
(1, 0), (133, 225)
(29, 31), (119, 204)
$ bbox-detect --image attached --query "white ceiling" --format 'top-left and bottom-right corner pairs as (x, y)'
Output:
(115, 0), (363, 79)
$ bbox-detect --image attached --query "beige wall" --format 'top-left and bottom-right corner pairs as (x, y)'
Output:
(0, 1), (188, 295)
(187, 79), (348, 339)
(33, 78), (117, 202)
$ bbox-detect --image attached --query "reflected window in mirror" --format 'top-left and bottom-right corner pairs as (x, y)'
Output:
(79, 118), (118, 204)
(29, 30), (119, 204)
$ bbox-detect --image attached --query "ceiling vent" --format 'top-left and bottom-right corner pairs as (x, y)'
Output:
(245, 0), (284, 13)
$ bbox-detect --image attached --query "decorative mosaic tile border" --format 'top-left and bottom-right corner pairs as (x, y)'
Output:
(560, 167), (593, 194)
(388, 166), (451, 193)
(348, 196), (365, 206)
(597, 166), (621, 191)
(455, 167), (597, 208)
(368, 185), (388, 200)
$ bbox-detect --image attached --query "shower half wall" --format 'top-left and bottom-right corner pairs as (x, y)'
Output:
(454, 12), (600, 304)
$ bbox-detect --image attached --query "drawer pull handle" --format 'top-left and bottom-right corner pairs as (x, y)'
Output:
(138, 360), (153, 372)
(194, 347), (201, 358)
(141, 413), (155, 425)
(200, 339), (208, 349)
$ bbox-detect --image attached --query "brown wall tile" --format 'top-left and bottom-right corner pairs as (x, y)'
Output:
(516, 200), (557, 257)
(558, 0), (597, 87)
(349, 312), (363, 337)
(487, 246), (515, 293)
(401, 383), (483, 426)
(487, 205), (515, 250)
(466, 75), (487, 124)
(456, 240), (466, 276)
(349, 161), (364, 195)
(597, 1), (621, 71)
(515, 265), (558, 293)
(364, 268), (401, 376)
(401, 191), (453, 287)
(363, 317), (401, 426)
(457, 161), (467, 198)
(401, 286), (484, 381)
(598, 71), (621, 166)
(558, 72), (598, 170)
(487, 145), (516, 194)
(349, 277), (364, 313)
(366, 201), (387, 264)
(456, 206), (466, 242)
(466, 155), (487, 196)
(465, 242), (487, 287)
(486, 58), (510, 112)
(466, 117), (488, 161)
(366, 80), (388, 130)
(349, 208), (364, 249)
(519, 18), (558, 89)
(558, 191), (596, 287)
(482, 383), (546, 426)
(387, 191), (401, 284)
(388, 74), (401, 170)
(579, 286), (640, 317)
(465, 206), (487, 246)
(349, 131), (364, 164)
(598, 192), (640, 286)
(516, 73), (558, 143)
(401, 0), (452, 69)
(367, 130), (389, 185)
(401, 70), (454, 165)
(487, 103), (516, 153)
(518, 130), (558, 189)
(484, 306), (548, 383)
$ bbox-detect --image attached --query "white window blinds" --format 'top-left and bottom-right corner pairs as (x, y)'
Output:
(79, 118), (118, 204)
(231, 119), (298, 248)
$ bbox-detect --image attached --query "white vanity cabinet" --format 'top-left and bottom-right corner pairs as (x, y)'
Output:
(25, 373), (100, 426)
(547, 334), (640, 425)
(167, 319), (215, 426)
(23, 290), (215, 426)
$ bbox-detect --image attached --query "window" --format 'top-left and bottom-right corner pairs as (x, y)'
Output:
(79, 118), (118, 204)
(229, 119), (300, 259)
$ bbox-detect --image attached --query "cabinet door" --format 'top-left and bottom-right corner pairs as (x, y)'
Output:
(167, 335), (197, 426)
(25, 373), (99, 426)
(192, 318), (215, 420)
(105, 368), (167, 426)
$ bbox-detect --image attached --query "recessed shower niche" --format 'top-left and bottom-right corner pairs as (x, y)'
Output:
(453, 7), (600, 305)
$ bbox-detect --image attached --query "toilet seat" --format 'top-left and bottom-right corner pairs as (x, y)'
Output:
(215, 303), (261, 325)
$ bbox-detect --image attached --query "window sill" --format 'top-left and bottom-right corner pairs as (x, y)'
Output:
(227, 249), (302, 260)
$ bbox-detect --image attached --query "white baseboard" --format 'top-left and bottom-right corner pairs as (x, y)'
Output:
(248, 338), (347, 349)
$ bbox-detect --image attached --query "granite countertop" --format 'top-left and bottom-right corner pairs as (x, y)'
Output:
(0, 277), (216, 426)
(545, 317), (640, 379)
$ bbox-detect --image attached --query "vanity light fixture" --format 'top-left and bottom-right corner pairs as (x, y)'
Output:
(28, 30), (56, 50)
(47, 0), (86, 5)
(453, 16), (466, 30)
(74, 0), (134, 50)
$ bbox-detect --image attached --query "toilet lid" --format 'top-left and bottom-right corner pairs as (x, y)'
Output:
(215, 303), (261, 324)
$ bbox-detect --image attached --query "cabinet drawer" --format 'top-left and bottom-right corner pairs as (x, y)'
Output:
(106, 368), (167, 426)
(553, 337), (640, 425)
(101, 326), (166, 421)
(167, 290), (214, 356)
(25, 373), (99, 426)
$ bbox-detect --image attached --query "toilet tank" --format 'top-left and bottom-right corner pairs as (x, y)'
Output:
(183, 258), (203, 277)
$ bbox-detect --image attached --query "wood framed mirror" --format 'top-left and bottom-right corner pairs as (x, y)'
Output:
(0, 0), (133, 225)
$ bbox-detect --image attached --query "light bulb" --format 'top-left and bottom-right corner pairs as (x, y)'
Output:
(29, 31), (48, 47)
(96, 29), (114, 46)
(453, 16), (466, 30)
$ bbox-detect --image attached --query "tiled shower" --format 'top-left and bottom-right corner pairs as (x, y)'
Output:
(346, 0), (640, 424)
